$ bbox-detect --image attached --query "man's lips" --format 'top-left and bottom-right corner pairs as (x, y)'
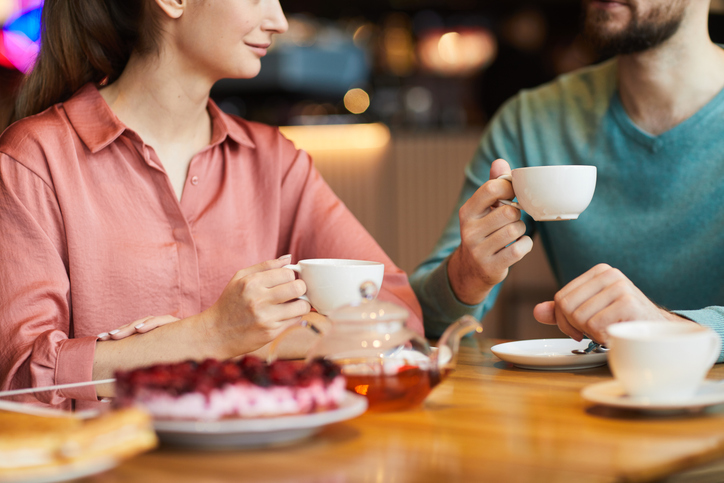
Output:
(589, 0), (629, 7)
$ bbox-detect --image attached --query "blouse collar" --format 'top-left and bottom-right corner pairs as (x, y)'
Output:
(64, 83), (256, 154)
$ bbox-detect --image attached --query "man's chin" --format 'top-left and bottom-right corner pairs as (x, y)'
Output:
(584, 17), (632, 50)
(582, 0), (686, 58)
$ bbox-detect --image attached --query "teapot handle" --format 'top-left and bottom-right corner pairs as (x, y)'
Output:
(266, 318), (324, 363)
(435, 314), (483, 370)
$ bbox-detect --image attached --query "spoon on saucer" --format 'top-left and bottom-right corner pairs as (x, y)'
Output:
(571, 340), (607, 355)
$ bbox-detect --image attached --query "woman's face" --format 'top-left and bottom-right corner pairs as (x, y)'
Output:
(172, 0), (288, 83)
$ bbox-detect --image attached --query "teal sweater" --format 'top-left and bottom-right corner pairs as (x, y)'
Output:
(409, 59), (724, 361)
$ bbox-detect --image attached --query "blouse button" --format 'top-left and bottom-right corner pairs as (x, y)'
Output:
(190, 176), (199, 186)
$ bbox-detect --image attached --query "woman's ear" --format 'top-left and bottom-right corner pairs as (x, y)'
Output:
(154, 0), (186, 19)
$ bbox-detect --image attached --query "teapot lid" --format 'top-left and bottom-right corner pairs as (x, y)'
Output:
(330, 281), (409, 322)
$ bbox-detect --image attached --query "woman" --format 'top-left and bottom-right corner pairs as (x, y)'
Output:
(0, 0), (423, 410)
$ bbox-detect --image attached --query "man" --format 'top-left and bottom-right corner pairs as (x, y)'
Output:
(410, 0), (724, 356)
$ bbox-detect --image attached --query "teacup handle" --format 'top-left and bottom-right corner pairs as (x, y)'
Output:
(266, 318), (323, 363)
(283, 264), (310, 304)
(496, 174), (521, 210)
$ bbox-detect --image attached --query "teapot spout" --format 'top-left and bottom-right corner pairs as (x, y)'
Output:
(434, 315), (483, 372)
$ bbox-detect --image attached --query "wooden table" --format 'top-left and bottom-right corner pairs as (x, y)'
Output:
(93, 337), (724, 483)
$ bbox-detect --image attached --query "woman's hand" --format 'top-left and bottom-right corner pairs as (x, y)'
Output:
(250, 311), (332, 360)
(93, 254), (310, 384)
(97, 315), (180, 341)
(533, 263), (693, 343)
(447, 158), (533, 305)
(203, 254), (311, 358)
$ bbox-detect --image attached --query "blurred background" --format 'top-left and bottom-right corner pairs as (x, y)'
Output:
(2, 0), (724, 338)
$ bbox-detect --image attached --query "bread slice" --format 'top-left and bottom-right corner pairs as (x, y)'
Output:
(0, 411), (80, 473)
(61, 407), (157, 463)
(0, 407), (157, 481)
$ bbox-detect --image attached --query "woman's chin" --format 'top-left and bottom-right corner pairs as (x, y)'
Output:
(228, 63), (263, 80)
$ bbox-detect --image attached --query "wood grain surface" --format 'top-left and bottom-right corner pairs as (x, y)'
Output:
(89, 337), (724, 483)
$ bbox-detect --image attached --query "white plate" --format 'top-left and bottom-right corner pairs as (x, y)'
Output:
(0, 458), (117, 483)
(581, 380), (724, 412)
(153, 391), (368, 448)
(490, 339), (608, 370)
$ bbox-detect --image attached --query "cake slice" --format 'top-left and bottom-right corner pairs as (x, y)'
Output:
(114, 356), (346, 420)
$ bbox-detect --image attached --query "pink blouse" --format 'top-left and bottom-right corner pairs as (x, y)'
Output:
(0, 84), (423, 410)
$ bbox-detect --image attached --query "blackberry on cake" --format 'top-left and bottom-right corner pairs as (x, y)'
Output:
(114, 356), (346, 420)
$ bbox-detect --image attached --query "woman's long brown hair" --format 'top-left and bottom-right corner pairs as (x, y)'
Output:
(11, 0), (160, 124)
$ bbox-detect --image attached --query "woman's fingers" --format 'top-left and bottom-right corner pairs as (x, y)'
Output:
(278, 299), (312, 320)
(98, 314), (181, 341)
(266, 279), (308, 305)
(97, 316), (151, 341)
(233, 254), (292, 281)
(133, 315), (181, 334)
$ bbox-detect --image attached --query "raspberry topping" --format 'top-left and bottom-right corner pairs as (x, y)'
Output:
(115, 356), (341, 399)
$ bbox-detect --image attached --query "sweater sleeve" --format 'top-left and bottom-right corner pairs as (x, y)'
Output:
(409, 96), (534, 337)
(675, 308), (724, 363)
(0, 154), (98, 404)
(407, 174), (501, 338)
(276, 142), (424, 335)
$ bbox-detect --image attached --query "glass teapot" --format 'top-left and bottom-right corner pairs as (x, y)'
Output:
(270, 282), (483, 411)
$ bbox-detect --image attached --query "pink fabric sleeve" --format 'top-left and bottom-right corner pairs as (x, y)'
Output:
(277, 143), (424, 335)
(0, 154), (98, 403)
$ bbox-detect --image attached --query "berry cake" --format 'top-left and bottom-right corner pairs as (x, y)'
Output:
(114, 356), (346, 420)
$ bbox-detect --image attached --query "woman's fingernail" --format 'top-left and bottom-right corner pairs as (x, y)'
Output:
(109, 329), (120, 335)
(97, 332), (108, 339)
(134, 323), (145, 329)
(278, 254), (292, 260)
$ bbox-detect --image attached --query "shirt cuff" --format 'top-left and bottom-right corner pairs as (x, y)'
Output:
(55, 336), (99, 401)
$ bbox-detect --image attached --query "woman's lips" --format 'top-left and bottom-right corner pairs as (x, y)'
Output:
(246, 43), (271, 57)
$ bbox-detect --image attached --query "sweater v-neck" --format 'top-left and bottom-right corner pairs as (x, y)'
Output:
(610, 77), (724, 153)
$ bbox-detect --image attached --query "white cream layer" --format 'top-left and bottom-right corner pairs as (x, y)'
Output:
(137, 377), (346, 420)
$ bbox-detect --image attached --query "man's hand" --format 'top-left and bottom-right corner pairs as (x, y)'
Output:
(448, 158), (533, 305)
(533, 263), (693, 343)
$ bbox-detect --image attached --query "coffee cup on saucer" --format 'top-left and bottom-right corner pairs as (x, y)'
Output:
(497, 165), (596, 221)
(284, 259), (384, 315)
(606, 321), (721, 403)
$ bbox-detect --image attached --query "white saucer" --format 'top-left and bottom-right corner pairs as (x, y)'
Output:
(581, 380), (724, 411)
(153, 391), (368, 448)
(490, 339), (608, 371)
(0, 458), (117, 483)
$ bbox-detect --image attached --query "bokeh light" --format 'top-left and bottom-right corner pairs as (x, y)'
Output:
(0, 0), (43, 73)
(344, 88), (370, 114)
(418, 27), (497, 77)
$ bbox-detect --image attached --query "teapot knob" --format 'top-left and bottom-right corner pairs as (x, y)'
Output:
(359, 281), (378, 300)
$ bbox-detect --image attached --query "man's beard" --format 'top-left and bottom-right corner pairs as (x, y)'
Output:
(583, 1), (687, 59)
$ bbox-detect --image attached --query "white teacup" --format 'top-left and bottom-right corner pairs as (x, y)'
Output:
(606, 321), (721, 403)
(284, 259), (384, 315)
(498, 165), (596, 221)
